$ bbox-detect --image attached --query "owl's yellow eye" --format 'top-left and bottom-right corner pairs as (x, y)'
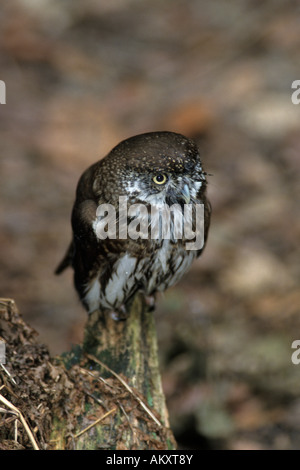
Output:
(153, 174), (168, 185)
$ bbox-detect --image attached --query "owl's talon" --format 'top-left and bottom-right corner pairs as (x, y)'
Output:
(110, 304), (128, 321)
(144, 295), (156, 311)
(110, 311), (120, 321)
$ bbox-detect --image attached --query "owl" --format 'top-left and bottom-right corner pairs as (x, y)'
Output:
(55, 131), (211, 319)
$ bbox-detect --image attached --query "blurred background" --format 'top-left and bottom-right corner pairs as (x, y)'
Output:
(0, 0), (299, 450)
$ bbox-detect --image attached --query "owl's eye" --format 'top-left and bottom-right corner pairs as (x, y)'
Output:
(153, 174), (168, 185)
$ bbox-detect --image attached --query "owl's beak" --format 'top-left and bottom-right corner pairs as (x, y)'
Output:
(180, 184), (190, 204)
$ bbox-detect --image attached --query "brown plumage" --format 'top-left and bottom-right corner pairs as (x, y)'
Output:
(56, 131), (211, 318)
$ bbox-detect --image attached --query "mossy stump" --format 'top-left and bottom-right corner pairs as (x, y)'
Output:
(0, 297), (176, 450)
(51, 295), (176, 450)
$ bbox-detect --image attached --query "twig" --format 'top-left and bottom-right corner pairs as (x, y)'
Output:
(85, 353), (162, 428)
(79, 367), (114, 390)
(74, 407), (116, 439)
(1, 363), (17, 385)
(118, 402), (138, 445)
(0, 393), (39, 450)
(0, 406), (17, 414)
(14, 417), (18, 443)
(0, 298), (15, 306)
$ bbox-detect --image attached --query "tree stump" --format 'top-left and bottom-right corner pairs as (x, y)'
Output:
(0, 297), (176, 450)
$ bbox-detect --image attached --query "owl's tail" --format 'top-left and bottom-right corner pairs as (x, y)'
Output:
(55, 241), (74, 274)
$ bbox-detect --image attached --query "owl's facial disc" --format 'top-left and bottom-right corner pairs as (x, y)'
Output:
(164, 181), (191, 207)
(124, 168), (200, 208)
(180, 184), (190, 204)
(149, 173), (193, 206)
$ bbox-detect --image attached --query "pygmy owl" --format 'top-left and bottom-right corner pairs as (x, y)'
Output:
(55, 131), (211, 318)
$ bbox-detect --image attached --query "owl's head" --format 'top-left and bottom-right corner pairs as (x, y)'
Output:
(94, 131), (207, 206)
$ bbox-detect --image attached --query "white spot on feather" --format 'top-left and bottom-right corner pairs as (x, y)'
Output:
(84, 277), (101, 313)
(104, 253), (137, 305)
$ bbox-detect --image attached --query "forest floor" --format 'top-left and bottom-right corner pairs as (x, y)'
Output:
(0, 0), (300, 449)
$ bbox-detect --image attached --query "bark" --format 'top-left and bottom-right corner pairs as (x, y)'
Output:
(52, 294), (176, 450)
(0, 297), (176, 450)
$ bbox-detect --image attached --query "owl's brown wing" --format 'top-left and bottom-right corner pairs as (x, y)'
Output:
(54, 198), (99, 275)
(55, 160), (102, 275)
(55, 240), (74, 274)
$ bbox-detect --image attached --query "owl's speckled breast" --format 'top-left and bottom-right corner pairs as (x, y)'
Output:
(55, 131), (211, 318)
(83, 239), (196, 314)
